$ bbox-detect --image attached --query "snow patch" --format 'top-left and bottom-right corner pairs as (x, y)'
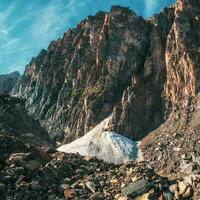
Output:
(57, 116), (138, 164)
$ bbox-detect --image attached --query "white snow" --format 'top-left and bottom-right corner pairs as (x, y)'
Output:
(57, 116), (139, 164)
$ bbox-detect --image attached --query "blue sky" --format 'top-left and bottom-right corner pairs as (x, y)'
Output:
(0, 0), (175, 75)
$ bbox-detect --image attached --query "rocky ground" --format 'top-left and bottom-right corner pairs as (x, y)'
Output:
(141, 98), (200, 199)
(0, 95), (199, 199)
(0, 149), (196, 200)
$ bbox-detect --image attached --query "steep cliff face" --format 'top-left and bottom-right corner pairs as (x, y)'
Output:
(164, 0), (200, 106)
(11, 0), (200, 142)
(12, 7), (152, 141)
(139, 0), (200, 184)
(0, 71), (20, 94)
(108, 7), (175, 139)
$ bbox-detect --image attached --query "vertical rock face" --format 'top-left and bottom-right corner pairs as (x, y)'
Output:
(108, 7), (175, 139)
(0, 71), (20, 94)
(11, 0), (200, 141)
(164, 0), (200, 105)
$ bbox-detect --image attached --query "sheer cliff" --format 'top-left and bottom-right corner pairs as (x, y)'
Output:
(11, 0), (200, 142)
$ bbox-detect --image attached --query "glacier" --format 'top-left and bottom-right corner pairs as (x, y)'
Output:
(57, 116), (139, 164)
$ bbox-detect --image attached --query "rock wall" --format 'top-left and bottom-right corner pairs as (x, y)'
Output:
(164, 0), (200, 105)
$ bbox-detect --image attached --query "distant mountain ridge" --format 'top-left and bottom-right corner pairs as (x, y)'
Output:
(0, 71), (20, 94)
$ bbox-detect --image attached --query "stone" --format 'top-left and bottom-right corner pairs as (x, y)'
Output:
(90, 192), (104, 200)
(31, 181), (41, 190)
(15, 175), (26, 185)
(48, 194), (57, 200)
(0, 71), (20, 94)
(60, 184), (70, 190)
(0, 183), (5, 193)
(182, 187), (192, 198)
(180, 160), (196, 175)
(138, 193), (149, 200)
(173, 147), (181, 152)
(26, 160), (41, 171)
(162, 191), (174, 200)
(184, 176), (193, 185)
(64, 189), (75, 199)
(169, 184), (178, 194)
(191, 153), (200, 166)
(7, 153), (27, 165)
(85, 181), (96, 193)
(118, 197), (127, 200)
(178, 182), (188, 195)
(110, 179), (118, 184)
(122, 178), (151, 198)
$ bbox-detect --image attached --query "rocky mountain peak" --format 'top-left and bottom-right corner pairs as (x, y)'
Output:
(11, 1), (200, 143)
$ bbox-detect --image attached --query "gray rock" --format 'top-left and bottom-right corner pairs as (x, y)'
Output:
(85, 181), (96, 193)
(26, 160), (41, 171)
(48, 194), (57, 200)
(163, 191), (174, 200)
(180, 160), (196, 175)
(191, 153), (200, 166)
(0, 183), (5, 193)
(15, 175), (25, 185)
(121, 178), (151, 198)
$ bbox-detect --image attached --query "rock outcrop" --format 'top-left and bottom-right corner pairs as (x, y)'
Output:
(0, 71), (20, 94)
(11, 0), (200, 143)
(0, 95), (50, 162)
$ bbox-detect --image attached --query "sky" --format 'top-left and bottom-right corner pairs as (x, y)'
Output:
(0, 0), (175, 75)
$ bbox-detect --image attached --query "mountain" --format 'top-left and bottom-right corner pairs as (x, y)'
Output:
(11, 5), (174, 142)
(11, 0), (200, 142)
(1, 0), (200, 198)
(0, 71), (20, 94)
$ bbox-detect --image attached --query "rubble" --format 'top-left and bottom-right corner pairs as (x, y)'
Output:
(1, 150), (193, 200)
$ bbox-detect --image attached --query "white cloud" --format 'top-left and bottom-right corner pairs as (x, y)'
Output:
(0, 0), (90, 74)
(31, 0), (89, 44)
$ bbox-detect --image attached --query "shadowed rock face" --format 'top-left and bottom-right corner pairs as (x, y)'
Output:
(0, 71), (20, 94)
(0, 95), (50, 164)
(11, 0), (200, 142)
(0, 95), (49, 142)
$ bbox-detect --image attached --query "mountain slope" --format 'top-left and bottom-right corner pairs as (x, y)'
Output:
(0, 95), (50, 162)
(0, 71), (20, 94)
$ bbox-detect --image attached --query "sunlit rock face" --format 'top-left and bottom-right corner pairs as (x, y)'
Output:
(164, 0), (200, 106)
(0, 71), (20, 94)
(11, 0), (200, 142)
